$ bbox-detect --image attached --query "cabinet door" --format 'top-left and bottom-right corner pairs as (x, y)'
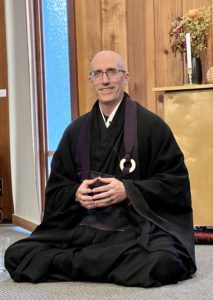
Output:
(164, 90), (213, 226)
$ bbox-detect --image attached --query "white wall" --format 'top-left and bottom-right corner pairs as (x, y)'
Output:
(4, 0), (41, 224)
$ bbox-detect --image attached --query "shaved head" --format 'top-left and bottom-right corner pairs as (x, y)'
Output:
(90, 50), (126, 71)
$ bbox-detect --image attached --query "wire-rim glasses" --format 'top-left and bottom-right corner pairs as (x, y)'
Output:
(89, 68), (126, 80)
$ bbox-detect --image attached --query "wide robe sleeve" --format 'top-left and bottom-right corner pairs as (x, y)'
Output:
(123, 105), (195, 262)
(37, 115), (88, 231)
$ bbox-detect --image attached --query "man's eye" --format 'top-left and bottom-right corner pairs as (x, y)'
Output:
(94, 71), (102, 77)
(107, 69), (117, 75)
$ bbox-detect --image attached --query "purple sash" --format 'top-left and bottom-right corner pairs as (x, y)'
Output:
(75, 95), (138, 179)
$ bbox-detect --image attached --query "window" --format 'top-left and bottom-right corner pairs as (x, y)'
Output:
(42, 0), (71, 171)
(33, 0), (78, 208)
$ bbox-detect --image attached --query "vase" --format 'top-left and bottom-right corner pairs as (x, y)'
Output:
(192, 57), (202, 84)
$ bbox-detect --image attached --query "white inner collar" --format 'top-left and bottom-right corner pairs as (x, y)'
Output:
(99, 100), (122, 128)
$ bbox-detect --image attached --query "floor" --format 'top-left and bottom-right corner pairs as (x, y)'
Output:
(0, 224), (213, 300)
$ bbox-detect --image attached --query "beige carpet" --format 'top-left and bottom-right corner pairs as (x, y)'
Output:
(0, 225), (213, 300)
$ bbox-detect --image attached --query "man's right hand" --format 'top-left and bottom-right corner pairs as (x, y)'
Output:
(75, 178), (98, 209)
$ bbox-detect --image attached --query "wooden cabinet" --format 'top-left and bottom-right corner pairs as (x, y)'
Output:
(153, 84), (213, 226)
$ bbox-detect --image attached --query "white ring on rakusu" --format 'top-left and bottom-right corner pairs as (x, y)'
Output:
(119, 158), (136, 173)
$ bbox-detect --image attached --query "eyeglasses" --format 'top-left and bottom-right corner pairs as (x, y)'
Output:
(89, 68), (126, 79)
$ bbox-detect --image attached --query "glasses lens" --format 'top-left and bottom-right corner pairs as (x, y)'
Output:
(96, 71), (103, 77)
(90, 69), (125, 79)
(107, 69), (118, 76)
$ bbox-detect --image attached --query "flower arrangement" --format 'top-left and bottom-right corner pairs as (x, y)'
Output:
(169, 6), (213, 57)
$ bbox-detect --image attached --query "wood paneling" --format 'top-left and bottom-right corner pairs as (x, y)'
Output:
(101, 0), (128, 63)
(126, 0), (156, 110)
(154, 1), (184, 87)
(75, 0), (127, 115)
(75, 0), (102, 115)
(74, 0), (213, 115)
(0, 0), (13, 222)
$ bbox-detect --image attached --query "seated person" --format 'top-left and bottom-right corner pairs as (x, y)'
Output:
(5, 50), (196, 287)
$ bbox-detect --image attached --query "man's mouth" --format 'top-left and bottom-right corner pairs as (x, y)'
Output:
(99, 87), (114, 92)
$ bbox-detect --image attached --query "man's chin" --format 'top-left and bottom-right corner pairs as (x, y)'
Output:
(98, 94), (120, 104)
(99, 97), (114, 103)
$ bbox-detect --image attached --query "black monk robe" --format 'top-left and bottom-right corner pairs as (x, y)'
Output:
(5, 94), (197, 287)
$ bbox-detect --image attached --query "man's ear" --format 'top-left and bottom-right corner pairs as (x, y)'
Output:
(89, 76), (94, 88)
(124, 72), (130, 85)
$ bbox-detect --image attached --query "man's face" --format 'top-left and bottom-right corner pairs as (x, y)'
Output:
(89, 52), (129, 106)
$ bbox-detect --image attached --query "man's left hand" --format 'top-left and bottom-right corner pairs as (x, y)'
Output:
(91, 177), (127, 207)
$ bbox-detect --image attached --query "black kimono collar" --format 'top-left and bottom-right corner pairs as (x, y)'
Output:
(75, 93), (138, 178)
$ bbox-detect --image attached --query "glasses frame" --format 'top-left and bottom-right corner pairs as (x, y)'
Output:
(89, 68), (126, 80)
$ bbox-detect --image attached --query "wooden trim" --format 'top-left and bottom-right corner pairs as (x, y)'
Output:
(156, 93), (165, 119)
(0, 0), (13, 222)
(153, 84), (213, 92)
(12, 214), (38, 232)
(67, 0), (79, 120)
(33, 0), (48, 210)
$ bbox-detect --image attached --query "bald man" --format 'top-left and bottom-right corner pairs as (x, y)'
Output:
(5, 50), (196, 287)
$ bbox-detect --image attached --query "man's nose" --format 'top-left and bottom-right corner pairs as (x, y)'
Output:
(101, 72), (110, 83)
